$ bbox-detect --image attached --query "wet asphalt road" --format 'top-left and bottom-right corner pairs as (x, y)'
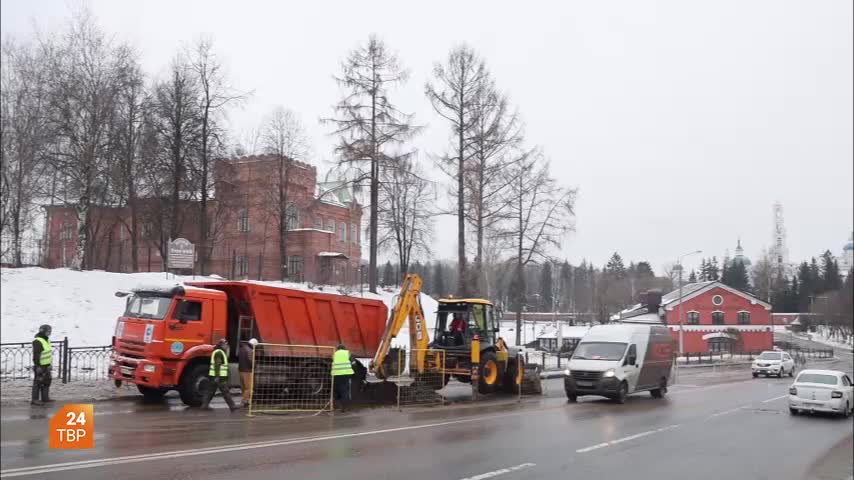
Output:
(1, 350), (851, 480)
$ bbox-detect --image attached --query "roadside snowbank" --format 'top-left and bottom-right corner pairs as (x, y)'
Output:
(0, 268), (437, 349)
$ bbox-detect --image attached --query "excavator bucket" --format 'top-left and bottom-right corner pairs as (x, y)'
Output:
(521, 363), (543, 395)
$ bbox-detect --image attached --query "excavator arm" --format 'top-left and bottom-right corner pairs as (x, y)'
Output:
(370, 274), (430, 379)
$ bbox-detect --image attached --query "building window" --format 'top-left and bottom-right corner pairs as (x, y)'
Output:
(339, 222), (346, 242)
(687, 311), (700, 325)
(238, 209), (250, 233)
(287, 255), (303, 280)
(708, 337), (733, 353)
(59, 223), (73, 241)
(712, 295), (723, 306)
(286, 204), (299, 230)
(236, 255), (249, 276)
(737, 311), (750, 325)
(712, 311), (724, 325)
(351, 224), (358, 244)
(314, 217), (322, 230)
(326, 220), (335, 233)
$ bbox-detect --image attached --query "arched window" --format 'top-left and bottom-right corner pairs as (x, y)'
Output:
(711, 311), (724, 325)
(286, 205), (299, 230)
(737, 311), (750, 325)
(687, 311), (700, 325)
(339, 222), (346, 242)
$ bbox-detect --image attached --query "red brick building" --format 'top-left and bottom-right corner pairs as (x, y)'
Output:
(42, 155), (362, 284)
(619, 281), (773, 353)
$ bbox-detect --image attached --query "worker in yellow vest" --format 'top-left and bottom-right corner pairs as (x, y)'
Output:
(201, 338), (238, 412)
(32, 324), (54, 405)
(331, 343), (355, 412)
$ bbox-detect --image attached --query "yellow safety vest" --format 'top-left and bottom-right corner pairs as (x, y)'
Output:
(209, 349), (228, 377)
(331, 350), (354, 376)
(34, 337), (51, 366)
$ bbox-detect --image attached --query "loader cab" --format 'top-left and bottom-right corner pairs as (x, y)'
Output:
(433, 299), (498, 349)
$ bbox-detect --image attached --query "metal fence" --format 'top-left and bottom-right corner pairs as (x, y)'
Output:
(0, 338), (112, 383)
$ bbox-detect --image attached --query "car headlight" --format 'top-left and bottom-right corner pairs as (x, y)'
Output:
(564, 369), (571, 377)
(603, 369), (616, 378)
(789, 387), (797, 395)
(143, 364), (156, 373)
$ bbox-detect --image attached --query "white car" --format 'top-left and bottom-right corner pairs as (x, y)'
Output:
(788, 369), (853, 418)
(752, 351), (795, 378)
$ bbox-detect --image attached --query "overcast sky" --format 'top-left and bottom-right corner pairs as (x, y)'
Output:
(3, 0), (852, 274)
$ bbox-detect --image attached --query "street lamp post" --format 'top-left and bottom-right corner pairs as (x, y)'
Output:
(677, 250), (702, 356)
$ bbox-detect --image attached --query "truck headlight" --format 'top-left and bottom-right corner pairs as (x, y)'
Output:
(564, 369), (571, 377)
(143, 364), (156, 373)
(604, 369), (616, 378)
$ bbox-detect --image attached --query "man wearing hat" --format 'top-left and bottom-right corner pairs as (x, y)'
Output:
(32, 324), (54, 405)
(201, 338), (238, 412)
(238, 338), (258, 407)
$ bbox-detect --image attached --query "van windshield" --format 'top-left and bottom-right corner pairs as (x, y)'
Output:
(572, 342), (628, 361)
(124, 295), (172, 320)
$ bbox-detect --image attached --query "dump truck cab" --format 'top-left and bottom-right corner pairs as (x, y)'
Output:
(110, 285), (228, 402)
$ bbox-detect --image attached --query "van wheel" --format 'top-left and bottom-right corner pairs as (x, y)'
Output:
(477, 352), (500, 395)
(752, 372), (758, 378)
(566, 393), (577, 403)
(650, 379), (667, 399)
(614, 382), (628, 404)
(179, 363), (210, 407)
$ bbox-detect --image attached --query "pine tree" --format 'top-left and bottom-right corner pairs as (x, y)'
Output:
(722, 259), (750, 291)
(635, 261), (654, 277)
(820, 250), (842, 292)
(709, 257), (720, 281)
(433, 262), (446, 298)
(699, 259), (709, 281)
(382, 261), (394, 287)
(540, 262), (554, 312)
(688, 270), (698, 283)
(606, 252), (626, 279)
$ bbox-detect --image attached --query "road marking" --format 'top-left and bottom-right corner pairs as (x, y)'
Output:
(0, 410), (533, 477)
(575, 424), (680, 453)
(707, 406), (750, 419)
(458, 463), (536, 480)
(761, 395), (788, 403)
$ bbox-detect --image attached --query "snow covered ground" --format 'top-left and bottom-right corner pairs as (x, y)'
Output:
(809, 326), (854, 351)
(0, 268), (437, 348)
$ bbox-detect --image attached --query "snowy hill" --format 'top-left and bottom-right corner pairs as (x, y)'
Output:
(0, 268), (437, 349)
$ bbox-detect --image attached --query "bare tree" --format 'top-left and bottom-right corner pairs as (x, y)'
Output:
(0, 39), (52, 266)
(425, 45), (491, 296)
(500, 153), (576, 345)
(324, 35), (417, 293)
(44, 11), (128, 269)
(150, 53), (202, 261)
(262, 106), (309, 281)
(377, 158), (434, 279)
(190, 38), (246, 274)
(466, 84), (526, 296)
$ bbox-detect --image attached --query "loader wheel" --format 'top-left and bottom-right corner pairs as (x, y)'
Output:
(502, 356), (524, 393)
(179, 363), (210, 407)
(478, 352), (500, 394)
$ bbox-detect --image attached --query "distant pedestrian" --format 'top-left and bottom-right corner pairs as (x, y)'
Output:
(331, 343), (355, 412)
(238, 338), (258, 408)
(31, 324), (54, 405)
(201, 338), (238, 412)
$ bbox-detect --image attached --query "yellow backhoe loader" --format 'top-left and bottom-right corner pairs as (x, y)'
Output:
(370, 274), (541, 395)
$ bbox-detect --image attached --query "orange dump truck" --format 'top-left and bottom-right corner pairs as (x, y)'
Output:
(108, 281), (387, 406)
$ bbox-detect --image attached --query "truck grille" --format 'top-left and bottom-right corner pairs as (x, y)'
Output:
(571, 370), (603, 381)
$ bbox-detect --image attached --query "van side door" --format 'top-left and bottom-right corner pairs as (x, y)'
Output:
(623, 344), (640, 392)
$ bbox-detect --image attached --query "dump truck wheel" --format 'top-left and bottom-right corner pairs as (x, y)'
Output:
(179, 362), (210, 407)
(137, 385), (167, 402)
(477, 352), (500, 394)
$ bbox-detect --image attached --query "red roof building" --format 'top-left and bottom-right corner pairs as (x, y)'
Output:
(619, 281), (773, 354)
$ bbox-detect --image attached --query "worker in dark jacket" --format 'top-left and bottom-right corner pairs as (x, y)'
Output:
(238, 338), (258, 407)
(331, 343), (355, 412)
(201, 338), (238, 412)
(32, 324), (54, 405)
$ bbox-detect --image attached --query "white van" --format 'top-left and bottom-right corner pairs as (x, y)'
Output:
(564, 324), (675, 404)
